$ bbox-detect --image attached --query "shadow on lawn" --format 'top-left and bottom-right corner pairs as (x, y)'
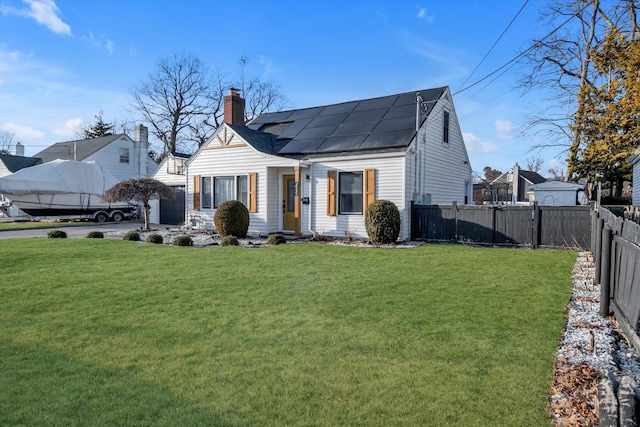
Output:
(0, 340), (235, 427)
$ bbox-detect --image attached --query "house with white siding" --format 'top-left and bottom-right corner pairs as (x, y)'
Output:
(182, 87), (472, 241)
(630, 148), (640, 206)
(0, 146), (42, 217)
(149, 152), (190, 225)
(33, 125), (151, 182)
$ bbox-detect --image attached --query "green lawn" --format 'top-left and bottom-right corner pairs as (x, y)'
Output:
(0, 239), (576, 426)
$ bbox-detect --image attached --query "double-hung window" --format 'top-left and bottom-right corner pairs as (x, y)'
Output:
(119, 148), (130, 163)
(338, 171), (363, 215)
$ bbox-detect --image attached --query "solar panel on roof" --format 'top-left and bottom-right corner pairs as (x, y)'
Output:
(372, 116), (415, 133)
(258, 111), (294, 123)
(330, 121), (377, 137)
(318, 101), (358, 116)
(341, 108), (387, 124)
(278, 138), (326, 154)
(360, 129), (415, 149)
(276, 118), (313, 139)
(315, 135), (367, 152)
(383, 103), (415, 119)
(307, 113), (348, 128)
(285, 107), (325, 120)
(295, 125), (339, 140)
(353, 95), (397, 111)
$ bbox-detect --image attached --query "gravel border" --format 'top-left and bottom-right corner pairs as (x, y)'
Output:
(550, 251), (640, 425)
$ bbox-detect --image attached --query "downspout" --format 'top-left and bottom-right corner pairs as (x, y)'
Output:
(307, 162), (315, 238)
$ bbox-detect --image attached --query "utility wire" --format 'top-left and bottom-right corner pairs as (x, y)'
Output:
(457, 0), (530, 91)
(453, 13), (576, 97)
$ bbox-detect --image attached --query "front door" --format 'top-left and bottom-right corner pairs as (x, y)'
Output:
(282, 174), (297, 231)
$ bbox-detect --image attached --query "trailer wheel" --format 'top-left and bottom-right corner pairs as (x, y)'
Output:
(112, 211), (124, 223)
(95, 212), (108, 223)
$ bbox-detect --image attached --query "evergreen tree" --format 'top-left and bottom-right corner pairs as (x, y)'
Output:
(83, 111), (115, 139)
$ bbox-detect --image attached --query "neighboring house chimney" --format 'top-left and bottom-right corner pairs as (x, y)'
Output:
(512, 163), (520, 203)
(15, 142), (24, 157)
(134, 124), (149, 177)
(224, 88), (246, 125)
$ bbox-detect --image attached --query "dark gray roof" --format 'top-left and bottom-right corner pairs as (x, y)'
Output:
(0, 154), (42, 172)
(246, 87), (446, 156)
(519, 170), (546, 185)
(33, 134), (126, 163)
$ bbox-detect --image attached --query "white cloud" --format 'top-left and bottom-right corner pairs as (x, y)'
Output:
(416, 7), (434, 23)
(1, 0), (71, 35)
(463, 132), (498, 154)
(258, 55), (279, 76)
(1, 122), (45, 141)
(495, 120), (516, 140)
(82, 31), (114, 54)
(53, 118), (83, 137)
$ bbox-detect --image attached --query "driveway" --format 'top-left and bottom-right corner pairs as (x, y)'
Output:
(0, 221), (154, 240)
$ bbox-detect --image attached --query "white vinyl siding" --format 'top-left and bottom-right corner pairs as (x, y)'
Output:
(311, 156), (405, 240)
(186, 127), (297, 235)
(633, 156), (640, 206)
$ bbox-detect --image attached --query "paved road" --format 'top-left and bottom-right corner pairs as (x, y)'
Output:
(0, 221), (150, 240)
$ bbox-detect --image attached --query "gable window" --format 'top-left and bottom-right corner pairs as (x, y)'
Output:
(339, 171), (363, 215)
(199, 175), (254, 210)
(443, 111), (450, 144)
(119, 148), (130, 163)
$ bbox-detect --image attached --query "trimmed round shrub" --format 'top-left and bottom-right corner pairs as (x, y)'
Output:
(146, 233), (164, 244)
(122, 230), (140, 241)
(172, 235), (193, 246)
(364, 200), (401, 244)
(47, 230), (67, 239)
(85, 231), (104, 239)
(266, 233), (287, 246)
(219, 235), (239, 246)
(214, 200), (250, 238)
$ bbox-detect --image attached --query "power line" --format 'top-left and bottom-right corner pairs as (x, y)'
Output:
(457, 0), (530, 92)
(453, 13), (577, 97)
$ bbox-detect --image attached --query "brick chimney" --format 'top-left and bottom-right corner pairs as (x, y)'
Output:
(224, 88), (246, 125)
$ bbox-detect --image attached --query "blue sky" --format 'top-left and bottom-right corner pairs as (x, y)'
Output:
(0, 0), (567, 177)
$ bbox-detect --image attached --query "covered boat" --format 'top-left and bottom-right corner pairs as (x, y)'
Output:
(0, 159), (135, 221)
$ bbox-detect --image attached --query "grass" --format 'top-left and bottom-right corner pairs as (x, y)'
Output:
(0, 239), (577, 426)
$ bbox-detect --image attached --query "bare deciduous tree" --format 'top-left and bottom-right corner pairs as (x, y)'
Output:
(0, 131), (18, 155)
(131, 54), (288, 155)
(526, 157), (544, 173)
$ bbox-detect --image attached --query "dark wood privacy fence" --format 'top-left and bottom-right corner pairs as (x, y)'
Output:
(410, 202), (591, 249)
(595, 206), (640, 427)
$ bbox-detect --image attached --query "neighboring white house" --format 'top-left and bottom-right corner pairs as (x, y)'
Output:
(33, 125), (151, 182)
(529, 180), (585, 206)
(0, 147), (42, 217)
(149, 152), (190, 225)
(177, 87), (472, 240)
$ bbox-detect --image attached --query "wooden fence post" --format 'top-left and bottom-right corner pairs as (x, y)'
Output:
(600, 225), (613, 317)
(452, 201), (458, 243)
(595, 217), (604, 285)
(532, 202), (540, 249)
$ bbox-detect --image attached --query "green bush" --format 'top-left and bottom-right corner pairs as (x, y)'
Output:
(146, 233), (164, 244)
(85, 231), (104, 239)
(364, 200), (401, 244)
(172, 235), (193, 246)
(219, 235), (239, 246)
(47, 230), (67, 239)
(122, 231), (140, 241)
(266, 233), (287, 246)
(214, 200), (250, 238)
